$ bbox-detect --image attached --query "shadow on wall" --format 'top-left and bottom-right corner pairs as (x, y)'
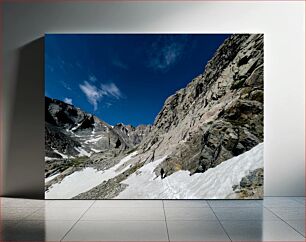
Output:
(4, 38), (45, 199)
(1, 218), (46, 241)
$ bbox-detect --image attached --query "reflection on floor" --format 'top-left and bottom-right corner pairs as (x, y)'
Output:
(0, 197), (305, 241)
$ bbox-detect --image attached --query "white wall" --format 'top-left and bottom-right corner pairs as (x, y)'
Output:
(2, 1), (305, 197)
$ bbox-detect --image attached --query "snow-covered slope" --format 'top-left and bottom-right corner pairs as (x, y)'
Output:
(45, 151), (138, 199)
(116, 143), (263, 199)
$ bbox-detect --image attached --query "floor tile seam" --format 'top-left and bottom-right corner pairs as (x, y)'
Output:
(78, 219), (171, 222)
(19, 219), (85, 221)
(264, 206), (306, 238)
(207, 201), (232, 242)
(209, 206), (262, 209)
(11, 218), (262, 222)
(60, 200), (96, 242)
(46, 206), (96, 208)
(291, 197), (306, 205)
(1, 205), (45, 209)
(162, 201), (170, 242)
(263, 206), (305, 209)
(90, 207), (165, 209)
(162, 206), (209, 208)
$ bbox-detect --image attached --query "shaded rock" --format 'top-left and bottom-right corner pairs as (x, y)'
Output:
(230, 168), (264, 199)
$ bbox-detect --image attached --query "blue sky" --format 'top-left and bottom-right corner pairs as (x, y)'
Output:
(45, 34), (230, 126)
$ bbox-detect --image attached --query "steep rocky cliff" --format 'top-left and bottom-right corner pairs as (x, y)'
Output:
(137, 34), (263, 178)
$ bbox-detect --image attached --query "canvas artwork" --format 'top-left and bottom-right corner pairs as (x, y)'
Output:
(45, 34), (264, 199)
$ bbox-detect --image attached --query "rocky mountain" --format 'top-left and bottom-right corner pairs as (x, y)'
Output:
(112, 123), (151, 148)
(137, 34), (263, 178)
(45, 34), (264, 199)
(45, 97), (151, 176)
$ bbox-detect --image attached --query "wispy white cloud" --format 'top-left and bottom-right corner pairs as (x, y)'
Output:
(57, 57), (75, 71)
(147, 36), (187, 71)
(89, 75), (97, 82)
(101, 83), (122, 99)
(112, 58), (128, 70)
(105, 102), (112, 108)
(79, 81), (103, 111)
(64, 98), (73, 105)
(79, 80), (122, 111)
(58, 58), (66, 71)
(61, 81), (72, 91)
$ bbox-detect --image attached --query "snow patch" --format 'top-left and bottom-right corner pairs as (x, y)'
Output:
(116, 143), (263, 199)
(74, 147), (92, 157)
(45, 151), (138, 199)
(45, 168), (106, 199)
(113, 151), (139, 174)
(53, 149), (69, 159)
(84, 135), (103, 144)
(91, 148), (102, 153)
(45, 173), (60, 183)
(45, 157), (58, 161)
(71, 122), (82, 131)
(66, 128), (81, 137)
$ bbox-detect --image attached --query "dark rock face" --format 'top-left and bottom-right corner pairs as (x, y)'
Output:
(45, 96), (150, 160)
(230, 168), (264, 199)
(45, 123), (81, 158)
(112, 123), (152, 148)
(138, 34), (264, 177)
(46, 97), (88, 129)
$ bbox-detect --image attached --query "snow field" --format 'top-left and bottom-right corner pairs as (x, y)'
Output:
(45, 151), (138, 199)
(116, 143), (263, 199)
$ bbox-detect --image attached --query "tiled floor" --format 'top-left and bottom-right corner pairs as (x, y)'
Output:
(0, 197), (305, 241)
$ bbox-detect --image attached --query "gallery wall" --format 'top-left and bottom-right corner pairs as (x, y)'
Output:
(1, 1), (305, 198)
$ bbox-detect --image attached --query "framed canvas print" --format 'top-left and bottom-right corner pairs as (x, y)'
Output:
(45, 34), (264, 199)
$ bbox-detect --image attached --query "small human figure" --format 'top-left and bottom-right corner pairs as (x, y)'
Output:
(160, 168), (165, 179)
